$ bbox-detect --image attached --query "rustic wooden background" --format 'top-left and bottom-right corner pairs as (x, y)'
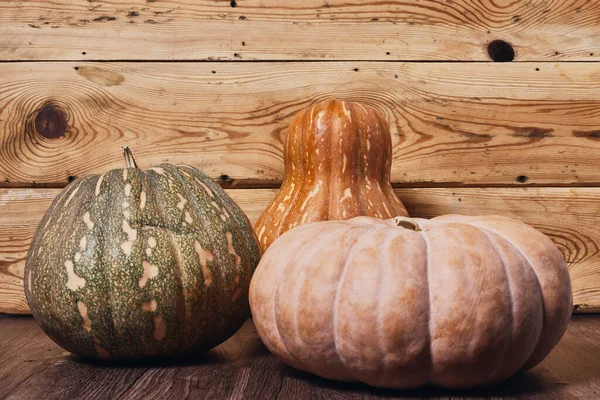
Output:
(1, 0), (600, 314)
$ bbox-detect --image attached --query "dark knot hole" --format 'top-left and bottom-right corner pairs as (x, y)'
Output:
(487, 40), (515, 62)
(34, 103), (68, 139)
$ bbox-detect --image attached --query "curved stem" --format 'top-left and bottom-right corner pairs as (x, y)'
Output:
(122, 146), (138, 169)
(393, 216), (421, 231)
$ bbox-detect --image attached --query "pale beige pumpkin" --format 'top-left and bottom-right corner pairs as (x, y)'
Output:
(255, 99), (407, 252)
(249, 215), (572, 389)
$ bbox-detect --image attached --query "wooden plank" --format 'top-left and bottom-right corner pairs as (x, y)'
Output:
(1, 0), (599, 61)
(2, 316), (600, 399)
(1, 187), (599, 315)
(2, 62), (600, 187)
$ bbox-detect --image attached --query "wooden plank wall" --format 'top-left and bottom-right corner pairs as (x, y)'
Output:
(1, 0), (599, 313)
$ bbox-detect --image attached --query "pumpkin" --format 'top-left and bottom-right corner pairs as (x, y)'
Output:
(249, 215), (572, 389)
(24, 147), (261, 359)
(255, 99), (408, 252)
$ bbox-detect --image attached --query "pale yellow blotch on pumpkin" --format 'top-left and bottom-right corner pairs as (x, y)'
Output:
(145, 248), (152, 257)
(198, 181), (213, 197)
(123, 210), (131, 219)
(27, 271), (32, 292)
(282, 183), (295, 202)
(382, 201), (390, 216)
(142, 299), (157, 312)
(123, 168), (128, 181)
(93, 338), (111, 359)
(148, 237), (157, 248)
(65, 184), (80, 206)
(227, 232), (241, 267)
(342, 102), (352, 118)
(153, 315), (167, 341)
(80, 236), (87, 251)
(176, 193), (187, 210)
(74, 252), (81, 262)
(341, 188), (352, 202)
(316, 110), (326, 129)
(121, 220), (137, 256)
(139, 261), (159, 288)
(300, 182), (321, 211)
(210, 201), (221, 211)
(140, 191), (147, 210)
(95, 174), (105, 196)
(124, 183), (132, 197)
(150, 167), (165, 175)
(257, 225), (266, 242)
(221, 207), (230, 219)
(122, 201), (129, 209)
(77, 301), (92, 332)
(184, 211), (193, 224)
(194, 241), (214, 286)
(65, 261), (86, 291)
(83, 212), (94, 230)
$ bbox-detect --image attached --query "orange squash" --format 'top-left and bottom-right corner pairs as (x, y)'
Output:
(250, 215), (572, 389)
(255, 99), (408, 252)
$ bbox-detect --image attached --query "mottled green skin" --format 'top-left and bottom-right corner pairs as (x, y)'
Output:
(24, 164), (261, 359)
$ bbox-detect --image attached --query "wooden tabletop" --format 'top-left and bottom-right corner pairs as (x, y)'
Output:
(1, 315), (599, 399)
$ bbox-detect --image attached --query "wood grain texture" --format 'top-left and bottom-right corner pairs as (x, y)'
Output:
(1, 187), (599, 315)
(1, 0), (600, 61)
(2, 316), (600, 399)
(2, 62), (600, 187)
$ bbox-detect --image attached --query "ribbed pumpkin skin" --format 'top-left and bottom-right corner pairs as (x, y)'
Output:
(255, 99), (408, 252)
(25, 163), (261, 359)
(250, 215), (572, 389)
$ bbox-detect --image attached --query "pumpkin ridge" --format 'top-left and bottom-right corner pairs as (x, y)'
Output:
(151, 166), (210, 351)
(272, 224), (344, 373)
(64, 176), (103, 356)
(164, 229), (189, 351)
(287, 106), (314, 228)
(473, 228), (516, 383)
(332, 225), (377, 382)
(350, 103), (367, 216)
(195, 165), (259, 268)
(59, 179), (100, 348)
(172, 166), (253, 345)
(104, 168), (144, 358)
(419, 229), (434, 385)
(468, 223), (547, 370)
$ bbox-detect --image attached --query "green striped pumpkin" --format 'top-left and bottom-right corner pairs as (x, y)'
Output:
(24, 148), (261, 359)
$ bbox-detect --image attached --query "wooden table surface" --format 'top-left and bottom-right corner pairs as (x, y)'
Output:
(1, 316), (599, 399)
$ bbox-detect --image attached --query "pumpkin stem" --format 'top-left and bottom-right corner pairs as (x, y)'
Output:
(393, 216), (421, 231)
(122, 146), (138, 169)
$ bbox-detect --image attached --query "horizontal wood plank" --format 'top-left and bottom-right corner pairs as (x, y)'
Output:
(2, 316), (600, 399)
(1, 0), (599, 61)
(2, 62), (600, 187)
(1, 187), (598, 314)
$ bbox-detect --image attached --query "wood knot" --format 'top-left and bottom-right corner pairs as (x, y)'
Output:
(33, 103), (68, 139)
(487, 40), (515, 62)
(219, 174), (233, 183)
